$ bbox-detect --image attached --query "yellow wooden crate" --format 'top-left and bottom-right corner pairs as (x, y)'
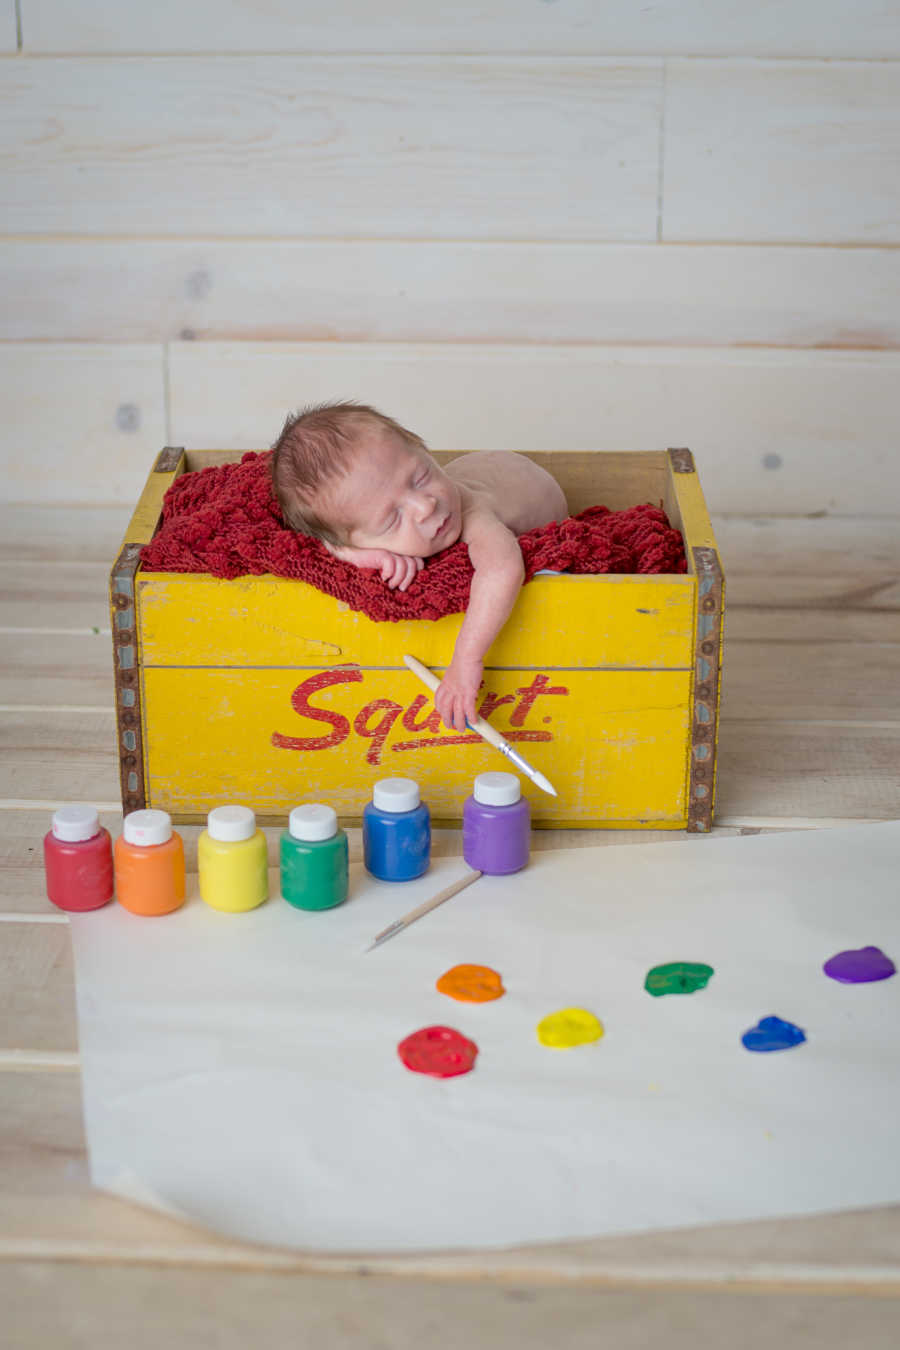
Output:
(110, 448), (724, 830)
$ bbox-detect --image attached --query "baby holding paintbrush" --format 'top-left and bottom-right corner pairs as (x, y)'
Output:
(270, 401), (568, 734)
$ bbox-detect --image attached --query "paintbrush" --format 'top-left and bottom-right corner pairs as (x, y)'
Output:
(366, 869), (483, 951)
(402, 653), (557, 797)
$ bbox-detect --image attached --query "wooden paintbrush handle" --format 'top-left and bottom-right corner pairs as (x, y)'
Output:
(371, 869), (483, 947)
(402, 653), (506, 745)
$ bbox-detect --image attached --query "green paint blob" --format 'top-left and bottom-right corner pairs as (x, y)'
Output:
(644, 961), (714, 997)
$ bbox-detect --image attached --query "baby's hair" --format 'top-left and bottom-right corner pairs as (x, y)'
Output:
(270, 400), (426, 544)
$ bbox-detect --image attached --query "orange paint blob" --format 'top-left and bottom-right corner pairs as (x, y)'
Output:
(436, 963), (506, 1003)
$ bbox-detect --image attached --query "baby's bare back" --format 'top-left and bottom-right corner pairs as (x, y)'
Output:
(444, 451), (568, 536)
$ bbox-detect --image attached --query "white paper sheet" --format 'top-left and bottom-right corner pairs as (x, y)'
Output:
(69, 822), (900, 1252)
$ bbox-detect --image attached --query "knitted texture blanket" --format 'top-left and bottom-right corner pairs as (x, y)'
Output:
(140, 451), (687, 622)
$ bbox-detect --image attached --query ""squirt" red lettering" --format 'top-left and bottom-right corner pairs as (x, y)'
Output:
(272, 670), (569, 767)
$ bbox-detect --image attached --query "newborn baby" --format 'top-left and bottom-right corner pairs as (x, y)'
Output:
(270, 401), (568, 731)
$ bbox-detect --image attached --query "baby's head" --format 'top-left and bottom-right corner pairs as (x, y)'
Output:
(270, 401), (462, 558)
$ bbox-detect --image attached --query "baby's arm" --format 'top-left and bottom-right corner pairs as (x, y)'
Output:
(325, 542), (424, 592)
(435, 511), (525, 731)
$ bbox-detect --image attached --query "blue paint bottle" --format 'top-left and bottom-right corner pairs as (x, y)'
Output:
(363, 777), (431, 881)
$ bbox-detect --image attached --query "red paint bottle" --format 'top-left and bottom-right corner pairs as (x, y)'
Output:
(43, 805), (114, 912)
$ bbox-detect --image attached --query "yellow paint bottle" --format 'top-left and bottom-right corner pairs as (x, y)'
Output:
(198, 805), (268, 913)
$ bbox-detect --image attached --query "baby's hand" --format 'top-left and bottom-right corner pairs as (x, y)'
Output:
(330, 545), (424, 592)
(435, 656), (483, 732)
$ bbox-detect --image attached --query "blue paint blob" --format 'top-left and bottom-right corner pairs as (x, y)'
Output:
(741, 1015), (806, 1054)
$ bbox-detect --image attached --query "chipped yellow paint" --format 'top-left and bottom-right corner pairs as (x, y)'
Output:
(123, 452), (185, 546)
(137, 571), (695, 670)
(141, 667), (692, 826)
(669, 462), (718, 554)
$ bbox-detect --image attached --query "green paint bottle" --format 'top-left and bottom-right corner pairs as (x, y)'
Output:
(280, 804), (349, 912)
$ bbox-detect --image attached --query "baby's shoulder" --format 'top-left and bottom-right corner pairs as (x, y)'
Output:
(446, 451), (567, 536)
(444, 450), (535, 490)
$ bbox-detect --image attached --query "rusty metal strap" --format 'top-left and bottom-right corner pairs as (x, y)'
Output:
(110, 542), (146, 814)
(688, 545), (723, 833)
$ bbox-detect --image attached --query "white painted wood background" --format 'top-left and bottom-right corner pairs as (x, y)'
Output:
(1, 2), (899, 513)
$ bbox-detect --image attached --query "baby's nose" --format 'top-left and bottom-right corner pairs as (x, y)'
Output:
(411, 491), (437, 522)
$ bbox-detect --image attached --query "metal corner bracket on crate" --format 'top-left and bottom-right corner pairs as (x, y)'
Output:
(668, 447), (696, 474)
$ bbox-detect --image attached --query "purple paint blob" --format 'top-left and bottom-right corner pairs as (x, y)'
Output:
(741, 1015), (806, 1054)
(823, 945), (896, 985)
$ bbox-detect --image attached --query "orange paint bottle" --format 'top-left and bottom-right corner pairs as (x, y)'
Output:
(114, 809), (186, 917)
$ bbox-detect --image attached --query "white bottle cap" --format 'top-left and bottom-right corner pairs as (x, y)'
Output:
(207, 804), (256, 842)
(289, 803), (338, 842)
(372, 777), (421, 813)
(51, 804), (100, 843)
(123, 809), (173, 846)
(473, 771), (521, 806)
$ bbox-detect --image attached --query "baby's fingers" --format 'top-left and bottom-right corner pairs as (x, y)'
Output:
(444, 692), (466, 733)
(397, 557), (418, 591)
(383, 557), (405, 589)
(434, 686), (453, 730)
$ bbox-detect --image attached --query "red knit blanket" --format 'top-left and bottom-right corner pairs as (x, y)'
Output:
(140, 451), (686, 622)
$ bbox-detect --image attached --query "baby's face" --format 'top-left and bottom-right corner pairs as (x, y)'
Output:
(322, 431), (462, 558)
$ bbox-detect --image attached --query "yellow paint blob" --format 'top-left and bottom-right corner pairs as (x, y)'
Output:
(536, 1007), (604, 1049)
(436, 964), (506, 1003)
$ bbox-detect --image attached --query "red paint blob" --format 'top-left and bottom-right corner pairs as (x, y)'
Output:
(397, 1025), (479, 1079)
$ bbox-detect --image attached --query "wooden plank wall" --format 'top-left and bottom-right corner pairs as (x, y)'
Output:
(1, 2), (899, 513)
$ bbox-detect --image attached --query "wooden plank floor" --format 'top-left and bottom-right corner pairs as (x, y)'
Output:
(2, 505), (899, 1347)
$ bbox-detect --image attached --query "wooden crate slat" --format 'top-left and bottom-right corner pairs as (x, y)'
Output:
(136, 571), (696, 671)
(5, 558), (900, 640)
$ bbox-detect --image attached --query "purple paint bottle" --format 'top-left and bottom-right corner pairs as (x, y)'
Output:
(463, 772), (530, 875)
